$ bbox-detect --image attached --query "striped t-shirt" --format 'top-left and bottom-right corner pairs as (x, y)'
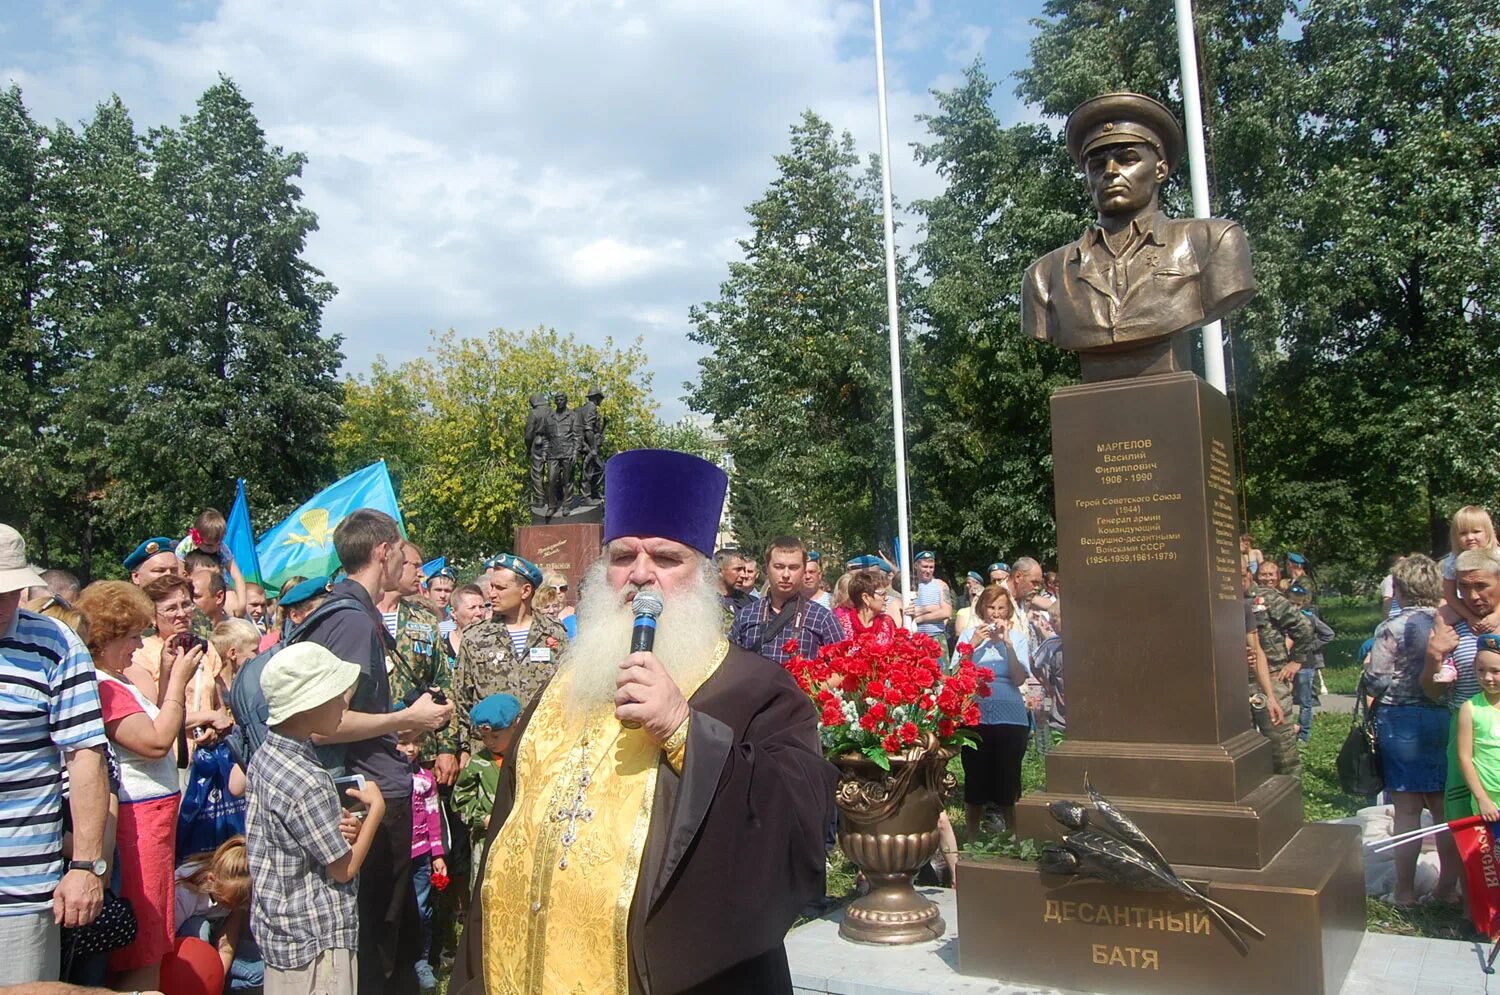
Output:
(1449, 619), (1480, 711)
(0, 609), (108, 915)
(913, 579), (946, 637)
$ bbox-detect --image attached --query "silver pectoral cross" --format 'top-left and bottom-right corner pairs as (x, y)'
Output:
(552, 770), (594, 870)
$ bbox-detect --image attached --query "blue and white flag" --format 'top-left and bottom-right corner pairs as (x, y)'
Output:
(225, 478), (264, 587)
(255, 461), (404, 591)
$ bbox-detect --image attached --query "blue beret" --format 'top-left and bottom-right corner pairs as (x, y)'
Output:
(807, 551), (821, 562)
(967, 571), (983, 584)
(490, 553), (543, 588)
(281, 574), (335, 608)
(431, 567), (456, 582)
(1287, 552), (1307, 565)
(123, 537), (179, 571)
(988, 561), (1010, 574)
(1288, 581), (1310, 597)
(603, 450), (728, 557)
(470, 693), (521, 730)
(915, 550), (935, 561)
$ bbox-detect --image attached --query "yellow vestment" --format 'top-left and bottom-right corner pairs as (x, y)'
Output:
(481, 648), (724, 995)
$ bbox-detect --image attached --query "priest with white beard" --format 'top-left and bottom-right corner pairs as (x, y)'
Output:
(452, 449), (838, 995)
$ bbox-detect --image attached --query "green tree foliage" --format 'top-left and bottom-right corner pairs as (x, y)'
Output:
(334, 327), (659, 563)
(687, 112), (916, 555)
(907, 66), (1085, 568)
(910, 0), (1497, 582)
(1248, 0), (1500, 571)
(726, 459), (800, 562)
(0, 79), (342, 576)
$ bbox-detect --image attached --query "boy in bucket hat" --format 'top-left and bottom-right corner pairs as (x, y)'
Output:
(247, 643), (386, 995)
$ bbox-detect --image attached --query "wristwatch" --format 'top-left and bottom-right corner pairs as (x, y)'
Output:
(68, 858), (108, 877)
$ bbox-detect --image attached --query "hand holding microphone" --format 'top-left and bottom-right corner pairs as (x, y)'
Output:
(616, 591), (689, 743)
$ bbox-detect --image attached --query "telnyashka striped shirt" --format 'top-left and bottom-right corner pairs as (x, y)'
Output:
(0, 609), (108, 915)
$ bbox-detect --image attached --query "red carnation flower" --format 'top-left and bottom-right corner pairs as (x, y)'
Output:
(900, 721), (919, 744)
(938, 719), (956, 738)
(782, 638), (800, 655)
(882, 734), (901, 753)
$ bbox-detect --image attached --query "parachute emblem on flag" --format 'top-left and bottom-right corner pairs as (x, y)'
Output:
(281, 508), (339, 550)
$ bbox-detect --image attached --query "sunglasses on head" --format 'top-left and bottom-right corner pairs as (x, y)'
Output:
(37, 594), (71, 613)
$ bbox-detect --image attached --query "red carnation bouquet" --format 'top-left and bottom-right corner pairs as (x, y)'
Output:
(783, 629), (992, 770)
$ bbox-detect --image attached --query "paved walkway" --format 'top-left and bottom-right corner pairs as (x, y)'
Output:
(787, 890), (1496, 995)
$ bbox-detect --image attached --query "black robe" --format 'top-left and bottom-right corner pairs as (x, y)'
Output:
(452, 646), (839, 995)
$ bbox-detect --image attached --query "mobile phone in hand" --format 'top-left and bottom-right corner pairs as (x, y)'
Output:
(333, 774), (367, 809)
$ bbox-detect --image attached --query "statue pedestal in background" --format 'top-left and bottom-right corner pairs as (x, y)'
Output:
(515, 522), (602, 607)
(957, 373), (1364, 994)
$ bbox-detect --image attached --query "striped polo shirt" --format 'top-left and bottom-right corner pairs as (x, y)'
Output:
(0, 609), (108, 915)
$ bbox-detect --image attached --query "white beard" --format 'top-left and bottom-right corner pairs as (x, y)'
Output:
(560, 557), (726, 722)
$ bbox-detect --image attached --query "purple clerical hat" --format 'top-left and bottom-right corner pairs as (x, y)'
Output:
(603, 449), (728, 557)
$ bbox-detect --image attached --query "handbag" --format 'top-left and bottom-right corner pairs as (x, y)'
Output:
(176, 741), (246, 858)
(1336, 688), (1383, 796)
(61, 888), (137, 958)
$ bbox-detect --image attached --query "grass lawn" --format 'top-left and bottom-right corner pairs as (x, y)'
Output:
(1318, 595), (1385, 695)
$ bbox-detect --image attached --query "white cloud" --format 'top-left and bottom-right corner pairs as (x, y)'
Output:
(5, 0), (1028, 417)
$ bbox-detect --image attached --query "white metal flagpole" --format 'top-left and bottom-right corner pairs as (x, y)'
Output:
(871, 0), (914, 625)
(1174, 0), (1227, 394)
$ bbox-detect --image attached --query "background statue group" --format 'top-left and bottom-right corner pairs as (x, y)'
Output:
(525, 387), (606, 516)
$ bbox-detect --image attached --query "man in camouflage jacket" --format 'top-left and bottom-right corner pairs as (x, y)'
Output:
(452, 554), (569, 751)
(382, 542), (461, 783)
(1249, 574), (1317, 779)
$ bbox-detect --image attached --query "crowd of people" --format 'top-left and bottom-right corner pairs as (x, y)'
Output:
(4, 483), (1497, 994)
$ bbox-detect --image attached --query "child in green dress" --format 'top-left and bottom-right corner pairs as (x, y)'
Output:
(453, 693), (520, 890)
(1456, 635), (1500, 821)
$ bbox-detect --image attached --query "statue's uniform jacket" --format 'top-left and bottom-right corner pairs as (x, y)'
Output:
(1021, 212), (1256, 352)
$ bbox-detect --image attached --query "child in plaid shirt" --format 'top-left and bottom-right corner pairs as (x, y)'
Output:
(246, 644), (385, 995)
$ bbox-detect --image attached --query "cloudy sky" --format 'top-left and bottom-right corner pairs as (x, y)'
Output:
(2, 0), (1050, 419)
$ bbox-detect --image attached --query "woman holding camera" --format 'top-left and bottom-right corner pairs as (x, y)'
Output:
(952, 583), (1032, 842)
(76, 581), (205, 991)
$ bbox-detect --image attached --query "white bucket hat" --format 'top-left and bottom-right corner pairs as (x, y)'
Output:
(0, 525), (46, 595)
(262, 642), (362, 726)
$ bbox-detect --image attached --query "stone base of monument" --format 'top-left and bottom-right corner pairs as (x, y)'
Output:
(787, 878), (1480, 994)
(529, 502), (604, 526)
(1014, 757), (1304, 870)
(953, 823), (1365, 995)
(514, 523), (602, 606)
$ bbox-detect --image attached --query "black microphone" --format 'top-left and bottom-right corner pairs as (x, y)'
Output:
(621, 591), (664, 729)
(631, 590), (664, 653)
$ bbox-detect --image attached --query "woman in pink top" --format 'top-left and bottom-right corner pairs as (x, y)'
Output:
(77, 581), (204, 992)
(832, 570), (899, 646)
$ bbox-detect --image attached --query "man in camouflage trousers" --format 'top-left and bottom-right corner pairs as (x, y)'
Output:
(452, 553), (568, 751)
(1248, 566), (1316, 778)
(381, 541), (461, 784)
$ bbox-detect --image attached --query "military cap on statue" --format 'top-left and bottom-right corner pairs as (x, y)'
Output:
(490, 553), (543, 588)
(280, 574), (335, 609)
(1065, 92), (1185, 172)
(603, 449), (728, 557)
(123, 537), (179, 571)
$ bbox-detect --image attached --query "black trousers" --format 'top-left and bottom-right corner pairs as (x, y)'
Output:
(358, 798), (421, 995)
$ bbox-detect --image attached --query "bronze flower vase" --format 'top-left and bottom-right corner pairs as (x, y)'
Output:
(833, 748), (954, 944)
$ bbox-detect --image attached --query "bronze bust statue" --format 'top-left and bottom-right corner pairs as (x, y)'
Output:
(1021, 93), (1256, 381)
